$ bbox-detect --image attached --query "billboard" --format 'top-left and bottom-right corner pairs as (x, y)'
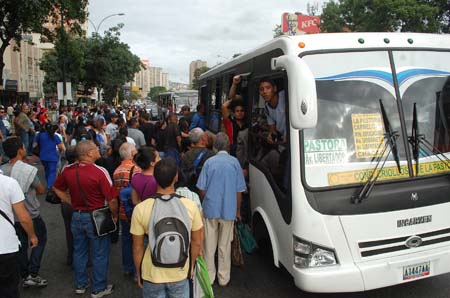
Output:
(282, 13), (320, 35)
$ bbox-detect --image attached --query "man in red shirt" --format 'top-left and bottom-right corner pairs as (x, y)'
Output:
(53, 141), (118, 298)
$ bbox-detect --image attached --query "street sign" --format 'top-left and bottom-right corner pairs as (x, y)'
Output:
(57, 82), (72, 100)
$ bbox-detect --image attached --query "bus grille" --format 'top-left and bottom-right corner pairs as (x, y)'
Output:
(358, 228), (450, 258)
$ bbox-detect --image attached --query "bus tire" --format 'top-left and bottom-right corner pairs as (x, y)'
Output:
(252, 213), (273, 257)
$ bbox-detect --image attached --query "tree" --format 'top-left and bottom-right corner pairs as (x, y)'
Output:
(273, 24), (283, 38)
(83, 25), (141, 103)
(148, 86), (167, 100)
(320, 0), (448, 33)
(40, 25), (141, 103)
(39, 33), (86, 95)
(191, 66), (210, 90)
(0, 0), (87, 87)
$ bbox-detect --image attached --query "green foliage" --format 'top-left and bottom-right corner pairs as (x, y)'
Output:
(191, 66), (210, 90)
(84, 24), (141, 94)
(321, 0), (449, 33)
(40, 33), (86, 94)
(0, 0), (87, 83)
(273, 24), (283, 38)
(40, 25), (141, 103)
(148, 86), (167, 100)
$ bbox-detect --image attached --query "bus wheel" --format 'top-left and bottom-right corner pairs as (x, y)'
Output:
(252, 213), (273, 257)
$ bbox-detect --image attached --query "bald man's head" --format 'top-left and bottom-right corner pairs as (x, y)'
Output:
(76, 140), (99, 162)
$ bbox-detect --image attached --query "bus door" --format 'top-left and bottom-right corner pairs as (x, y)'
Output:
(248, 72), (292, 224)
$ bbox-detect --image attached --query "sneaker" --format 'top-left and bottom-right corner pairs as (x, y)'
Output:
(23, 274), (48, 287)
(75, 284), (89, 294)
(91, 284), (114, 298)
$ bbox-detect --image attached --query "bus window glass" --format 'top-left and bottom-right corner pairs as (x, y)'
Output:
(302, 51), (409, 188)
(393, 51), (450, 177)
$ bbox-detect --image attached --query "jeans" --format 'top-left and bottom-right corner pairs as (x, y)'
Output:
(120, 219), (135, 275)
(0, 252), (20, 298)
(19, 129), (29, 155)
(41, 160), (58, 188)
(15, 216), (47, 278)
(142, 279), (189, 298)
(71, 212), (111, 293)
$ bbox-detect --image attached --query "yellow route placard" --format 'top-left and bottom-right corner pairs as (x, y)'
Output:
(352, 113), (384, 159)
(328, 160), (450, 186)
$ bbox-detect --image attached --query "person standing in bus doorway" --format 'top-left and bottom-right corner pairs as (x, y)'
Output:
(259, 78), (289, 191)
(259, 78), (286, 144)
(196, 132), (246, 286)
(189, 104), (206, 131)
(222, 75), (248, 157)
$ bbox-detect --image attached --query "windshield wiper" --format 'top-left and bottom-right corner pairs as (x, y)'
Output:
(351, 99), (402, 204)
(408, 102), (450, 176)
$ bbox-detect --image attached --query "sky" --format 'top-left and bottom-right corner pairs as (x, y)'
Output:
(88, 0), (324, 84)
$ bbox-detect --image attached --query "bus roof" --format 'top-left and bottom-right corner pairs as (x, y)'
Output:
(200, 32), (450, 79)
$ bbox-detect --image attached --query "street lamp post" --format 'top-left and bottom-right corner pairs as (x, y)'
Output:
(87, 13), (125, 105)
(88, 13), (125, 35)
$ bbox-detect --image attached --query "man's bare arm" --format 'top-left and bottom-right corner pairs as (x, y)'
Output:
(132, 234), (145, 288)
(53, 187), (72, 204)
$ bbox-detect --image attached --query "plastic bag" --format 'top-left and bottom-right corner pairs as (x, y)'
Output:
(236, 221), (258, 254)
(231, 224), (244, 267)
(193, 256), (214, 298)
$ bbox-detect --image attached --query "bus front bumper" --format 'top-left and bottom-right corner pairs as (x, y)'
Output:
(293, 246), (450, 293)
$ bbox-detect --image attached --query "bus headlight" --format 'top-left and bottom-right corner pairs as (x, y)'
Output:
(293, 236), (338, 268)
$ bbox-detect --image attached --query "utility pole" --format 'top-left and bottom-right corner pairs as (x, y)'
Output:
(60, 1), (67, 106)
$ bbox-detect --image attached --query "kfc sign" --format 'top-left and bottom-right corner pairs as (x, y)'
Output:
(282, 13), (320, 35)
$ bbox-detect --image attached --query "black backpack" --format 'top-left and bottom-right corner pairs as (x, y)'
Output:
(180, 150), (207, 190)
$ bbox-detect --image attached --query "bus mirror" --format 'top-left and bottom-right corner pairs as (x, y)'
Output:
(271, 55), (317, 129)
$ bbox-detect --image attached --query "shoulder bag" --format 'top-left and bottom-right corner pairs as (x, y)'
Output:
(0, 208), (15, 228)
(76, 164), (117, 236)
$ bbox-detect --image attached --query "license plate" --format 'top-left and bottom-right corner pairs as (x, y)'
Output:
(402, 261), (430, 280)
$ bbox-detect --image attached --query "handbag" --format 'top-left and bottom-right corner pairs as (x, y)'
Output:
(231, 223), (244, 267)
(236, 220), (258, 254)
(45, 189), (61, 204)
(76, 164), (117, 236)
(31, 133), (40, 156)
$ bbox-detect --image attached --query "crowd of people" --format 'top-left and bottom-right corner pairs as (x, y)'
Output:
(0, 75), (287, 298)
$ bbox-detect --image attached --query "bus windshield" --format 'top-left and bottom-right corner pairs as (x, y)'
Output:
(302, 50), (450, 188)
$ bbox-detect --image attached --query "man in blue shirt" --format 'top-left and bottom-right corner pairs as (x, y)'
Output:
(189, 104), (206, 131)
(196, 132), (246, 287)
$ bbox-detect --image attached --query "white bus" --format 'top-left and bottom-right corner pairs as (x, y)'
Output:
(158, 90), (198, 114)
(198, 33), (450, 292)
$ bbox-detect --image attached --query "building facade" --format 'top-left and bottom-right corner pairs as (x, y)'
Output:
(189, 60), (207, 87)
(134, 60), (170, 97)
(1, 33), (53, 104)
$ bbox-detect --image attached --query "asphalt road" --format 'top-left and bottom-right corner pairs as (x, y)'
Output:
(19, 165), (450, 298)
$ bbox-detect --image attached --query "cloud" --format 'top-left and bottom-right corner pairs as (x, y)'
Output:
(88, 0), (324, 83)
